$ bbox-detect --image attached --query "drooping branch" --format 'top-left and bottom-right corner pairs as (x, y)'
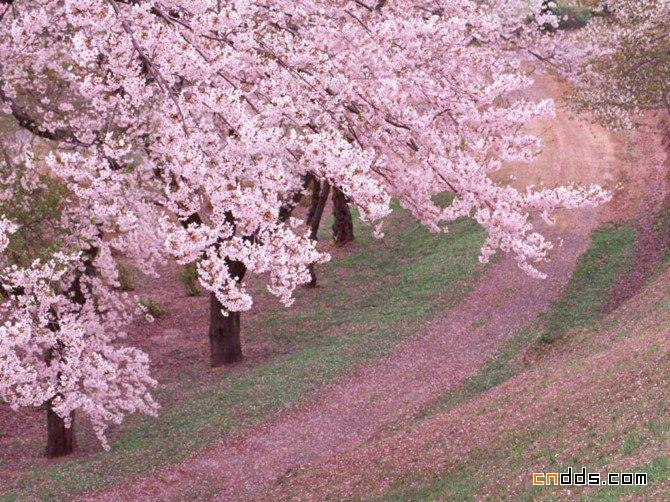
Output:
(279, 174), (310, 223)
(0, 87), (93, 146)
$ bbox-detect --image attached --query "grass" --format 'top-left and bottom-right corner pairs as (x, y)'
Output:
(381, 465), (479, 502)
(117, 263), (135, 291)
(383, 391), (667, 501)
(620, 431), (644, 456)
(1, 201), (488, 500)
(138, 298), (167, 319)
(589, 456), (669, 501)
(378, 222), (645, 501)
(412, 323), (538, 422)
(550, 1), (604, 30)
(179, 263), (201, 297)
(413, 222), (636, 424)
(539, 223), (636, 343)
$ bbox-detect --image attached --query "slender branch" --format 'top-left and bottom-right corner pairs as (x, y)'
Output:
(352, 0), (374, 12)
(106, 0), (189, 133)
(0, 87), (93, 146)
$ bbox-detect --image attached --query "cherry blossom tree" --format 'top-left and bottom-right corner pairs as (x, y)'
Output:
(0, 0), (167, 455)
(567, 0), (669, 129)
(1, 0), (611, 456)
(0, 149), (161, 456)
(287, 0), (609, 276)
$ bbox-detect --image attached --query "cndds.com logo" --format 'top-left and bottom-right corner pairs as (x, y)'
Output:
(533, 467), (648, 486)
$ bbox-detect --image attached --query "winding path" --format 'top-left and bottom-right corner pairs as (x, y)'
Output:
(91, 77), (628, 501)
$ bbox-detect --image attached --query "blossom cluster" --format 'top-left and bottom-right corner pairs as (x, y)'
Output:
(0, 0), (610, 447)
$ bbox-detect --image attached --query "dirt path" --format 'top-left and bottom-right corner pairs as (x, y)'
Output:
(90, 77), (630, 501)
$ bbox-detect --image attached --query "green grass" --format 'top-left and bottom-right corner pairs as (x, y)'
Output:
(378, 222), (641, 501)
(138, 298), (167, 319)
(414, 223), (636, 424)
(1, 202), (487, 500)
(620, 431), (644, 456)
(117, 263), (135, 291)
(179, 263), (201, 297)
(413, 324), (538, 422)
(381, 464), (479, 502)
(591, 456), (669, 501)
(550, 1), (602, 30)
(539, 223), (635, 344)
(383, 398), (666, 502)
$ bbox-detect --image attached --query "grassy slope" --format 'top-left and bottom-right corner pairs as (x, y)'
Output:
(376, 222), (670, 501)
(413, 223), (638, 423)
(1, 202), (488, 500)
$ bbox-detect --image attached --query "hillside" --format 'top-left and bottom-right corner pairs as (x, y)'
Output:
(261, 226), (670, 501)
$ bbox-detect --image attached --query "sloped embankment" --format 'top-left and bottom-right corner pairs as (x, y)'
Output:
(261, 222), (670, 501)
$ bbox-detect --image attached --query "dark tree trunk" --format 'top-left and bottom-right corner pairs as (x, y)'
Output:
(42, 246), (96, 458)
(305, 175), (321, 227)
(306, 181), (331, 287)
(208, 259), (246, 367)
(44, 342), (76, 458)
(331, 187), (354, 246)
(209, 293), (242, 366)
(310, 182), (331, 241)
(180, 211), (248, 367)
(45, 401), (75, 458)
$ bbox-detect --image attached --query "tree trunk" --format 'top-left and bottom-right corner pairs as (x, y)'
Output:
(45, 340), (75, 457)
(209, 293), (243, 366)
(331, 187), (354, 246)
(306, 181), (331, 287)
(45, 400), (75, 458)
(305, 175), (321, 227)
(208, 259), (246, 367)
(309, 181), (330, 241)
(182, 211), (247, 367)
(43, 241), (94, 459)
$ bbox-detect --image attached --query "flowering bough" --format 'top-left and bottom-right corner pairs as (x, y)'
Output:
(275, 0), (609, 276)
(1, 0), (610, 456)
